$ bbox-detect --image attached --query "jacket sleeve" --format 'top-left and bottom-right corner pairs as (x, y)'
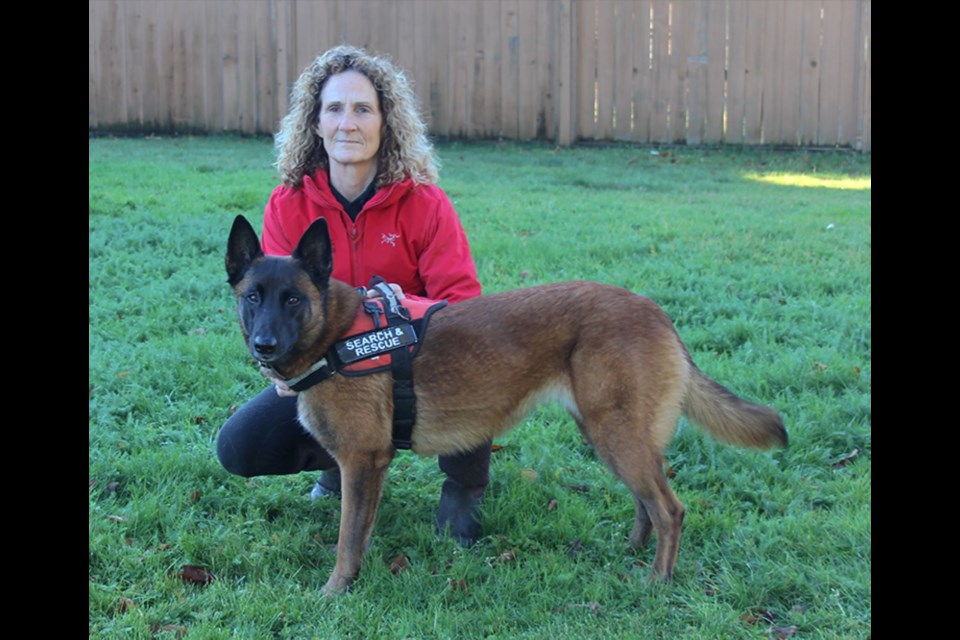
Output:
(261, 186), (297, 256)
(415, 188), (482, 303)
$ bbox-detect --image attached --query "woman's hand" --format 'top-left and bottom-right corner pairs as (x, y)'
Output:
(366, 282), (405, 299)
(274, 379), (298, 397)
(260, 365), (298, 397)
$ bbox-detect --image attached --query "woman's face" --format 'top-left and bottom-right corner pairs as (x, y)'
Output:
(318, 70), (383, 174)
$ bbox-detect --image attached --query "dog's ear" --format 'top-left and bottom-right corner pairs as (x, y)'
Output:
(226, 215), (264, 286)
(292, 217), (334, 288)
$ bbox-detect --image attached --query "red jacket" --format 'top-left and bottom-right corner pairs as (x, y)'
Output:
(262, 172), (481, 303)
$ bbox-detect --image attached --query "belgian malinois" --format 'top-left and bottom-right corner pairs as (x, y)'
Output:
(225, 214), (787, 595)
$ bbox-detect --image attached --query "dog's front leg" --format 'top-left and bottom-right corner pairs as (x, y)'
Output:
(322, 450), (393, 596)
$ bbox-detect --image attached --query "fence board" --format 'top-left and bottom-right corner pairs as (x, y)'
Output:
(682, 0), (706, 145)
(649, 0), (669, 142)
(817, 0), (841, 145)
(576, 0), (596, 139)
(612, 0), (630, 140)
(839, 0), (861, 148)
(780, 0), (804, 144)
(742, 0), (765, 144)
(760, 0), (782, 144)
(859, 0), (870, 151)
(500, 0), (520, 139)
(705, 0), (725, 142)
(450, 0), (475, 137)
(799, 0), (822, 146)
(631, 0), (652, 143)
(92, 0), (123, 129)
(88, 0), (870, 151)
(595, 1), (615, 139)
(480, 0), (502, 137)
(726, 0), (746, 143)
(518, 0), (539, 139)
(668, 0), (685, 143)
(536, 0), (556, 140)
(556, 0), (576, 145)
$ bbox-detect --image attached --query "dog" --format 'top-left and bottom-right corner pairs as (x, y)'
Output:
(225, 214), (787, 595)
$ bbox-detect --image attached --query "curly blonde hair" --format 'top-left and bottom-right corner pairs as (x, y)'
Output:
(274, 45), (439, 188)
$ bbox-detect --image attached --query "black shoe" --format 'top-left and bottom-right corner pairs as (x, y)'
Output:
(310, 466), (341, 499)
(435, 478), (484, 546)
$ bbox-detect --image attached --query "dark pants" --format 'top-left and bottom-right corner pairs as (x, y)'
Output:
(216, 385), (491, 488)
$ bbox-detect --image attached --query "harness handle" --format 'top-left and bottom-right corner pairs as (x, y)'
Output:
(368, 276), (411, 321)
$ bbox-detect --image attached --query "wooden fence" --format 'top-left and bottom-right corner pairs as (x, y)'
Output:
(89, 0), (871, 150)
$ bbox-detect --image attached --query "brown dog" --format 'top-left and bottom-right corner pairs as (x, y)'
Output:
(226, 215), (787, 595)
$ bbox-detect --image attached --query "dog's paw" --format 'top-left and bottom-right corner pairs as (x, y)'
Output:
(321, 575), (353, 597)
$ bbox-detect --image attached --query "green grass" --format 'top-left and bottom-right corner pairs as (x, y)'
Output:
(89, 136), (870, 639)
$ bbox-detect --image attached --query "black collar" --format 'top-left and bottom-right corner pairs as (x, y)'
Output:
(329, 177), (378, 221)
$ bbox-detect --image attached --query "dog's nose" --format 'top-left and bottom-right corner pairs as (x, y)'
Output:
(253, 336), (278, 355)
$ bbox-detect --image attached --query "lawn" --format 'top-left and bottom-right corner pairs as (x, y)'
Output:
(89, 136), (870, 639)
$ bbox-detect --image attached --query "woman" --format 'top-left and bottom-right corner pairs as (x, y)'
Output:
(216, 46), (490, 546)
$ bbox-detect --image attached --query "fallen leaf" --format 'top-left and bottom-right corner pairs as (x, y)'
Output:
(107, 515), (125, 523)
(193, 416), (207, 424)
(756, 609), (778, 624)
(520, 468), (538, 482)
(116, 597), (135, 614)
(491, 444), (505, 452)
(772, 625), (799, 639)
(178, 565), (216, 585)
(106, 482), (120, 493)
(389, 554), (410, 575)
(547, 499), (559, 511)
(832, 449), (861, 468)
(449, 578), (468, 592)
(664, 460), (675, 478)
(190, 490), (202, 502)
(491, 550), (516, 565)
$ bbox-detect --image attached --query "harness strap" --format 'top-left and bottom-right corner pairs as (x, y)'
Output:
(368, 277), (417, 450)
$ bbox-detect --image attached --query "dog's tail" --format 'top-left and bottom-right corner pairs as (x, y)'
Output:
(681, 358), (787, 449)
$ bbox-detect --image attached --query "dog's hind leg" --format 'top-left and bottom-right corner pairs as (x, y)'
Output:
(627, 459), (685, 581)
(575, 408), (685, 581)
(630, 495), (654, 549)
(603, 443), (685, 581)
(322, 449), (394, 596)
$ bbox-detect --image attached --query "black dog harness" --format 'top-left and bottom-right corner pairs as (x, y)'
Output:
(273, 277), (447, 450)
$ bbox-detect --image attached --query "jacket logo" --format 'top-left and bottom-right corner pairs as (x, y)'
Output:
(381, 232), (400, 247)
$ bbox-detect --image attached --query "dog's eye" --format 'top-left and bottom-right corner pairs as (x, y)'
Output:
(286, 296), (300, 306)
(246, 293), (260, 304)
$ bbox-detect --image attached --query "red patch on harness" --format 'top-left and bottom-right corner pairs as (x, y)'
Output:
(336, 297), (445, 375)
